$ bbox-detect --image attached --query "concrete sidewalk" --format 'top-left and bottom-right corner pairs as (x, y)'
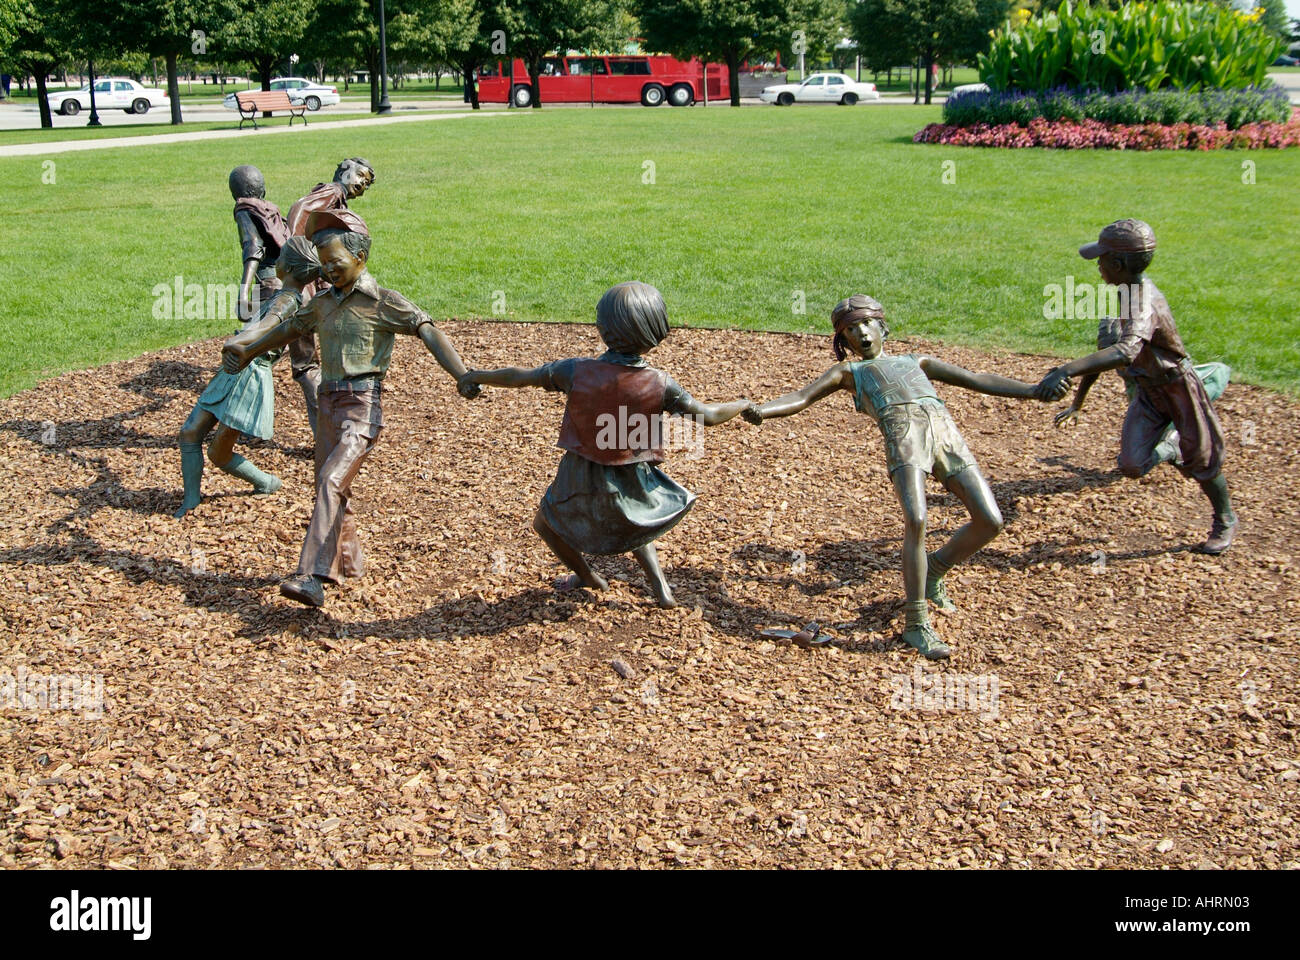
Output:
(0, 109), (514, 157)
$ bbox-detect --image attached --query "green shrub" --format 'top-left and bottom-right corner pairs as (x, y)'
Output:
(979, 0), (1285, 94)
(941, 85), (1294, 129)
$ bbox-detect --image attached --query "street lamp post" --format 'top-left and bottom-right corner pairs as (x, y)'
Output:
(376, 0), (392, 113)
(87, 58), (101, 126)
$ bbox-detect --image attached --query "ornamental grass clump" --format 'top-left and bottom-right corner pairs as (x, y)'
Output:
(980, 0), (1284, 94)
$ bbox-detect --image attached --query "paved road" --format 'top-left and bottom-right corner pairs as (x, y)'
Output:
(0, 100), (376, 130)
(0, 109), (515, 157)
(1268, 71), (1300, 103)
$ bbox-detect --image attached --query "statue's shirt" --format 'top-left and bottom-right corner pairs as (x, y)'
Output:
(848, 354), (941, 422)
(539, 353), (693, 466)
(1106, 279), (1189, 384)
(287, 271), (432, 382)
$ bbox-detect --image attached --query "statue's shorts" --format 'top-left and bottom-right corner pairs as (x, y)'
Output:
(1121, 361), (1225, 482)
(877, 400), (976, 482)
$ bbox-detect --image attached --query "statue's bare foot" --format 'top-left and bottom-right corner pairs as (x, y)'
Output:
(649, 582), (676, 609)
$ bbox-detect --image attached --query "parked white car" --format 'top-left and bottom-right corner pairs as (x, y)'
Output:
(223, 77), (340, 112)
(759, 73), (880, 105)
(47, 78), (168, 115)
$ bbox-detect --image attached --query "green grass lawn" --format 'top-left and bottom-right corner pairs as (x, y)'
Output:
(0, 110), (424, 146)
(2, 105), (1297, 398)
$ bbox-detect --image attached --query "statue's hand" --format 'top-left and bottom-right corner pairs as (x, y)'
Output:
(221, 345), (246, 375)
(456, 372), (481, 399)
(1053, 405), (1081, 429)
(1036, 368), (1070, 401)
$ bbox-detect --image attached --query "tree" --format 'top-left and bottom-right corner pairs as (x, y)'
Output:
(1254, 0), (1290, 42)
(847, 0), (1007, 104)
(391, 0), (488, 101)
(3, 1), (69, 127)
(497, 0), (619, 108)
(638, 0), (791, 106)
(398, 0), (497, 107)
(779, 0), (849, 73)
(49, 0), (131, 123)
(218, 3), (313, 98)
(101, 1), (235, 124)
(301, 0), (381, 110)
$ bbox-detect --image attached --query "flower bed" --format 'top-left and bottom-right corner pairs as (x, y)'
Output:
(914, 109), (1300, 150)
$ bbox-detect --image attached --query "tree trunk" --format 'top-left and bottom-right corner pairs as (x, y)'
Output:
(367, 48), (379, 112)
(34, 70), (52, 129)
(165, 51), (183, 125)
(459, 59), (480, 109)
(255, 55), (275, 117)
(726, 53), (740, 106)
(528, 56), (542, 108)
(923, 50), (934, 105)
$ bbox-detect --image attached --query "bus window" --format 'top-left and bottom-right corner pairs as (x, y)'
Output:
(542, 58), (566, 76)
(567, 58), (607, 76)
(609, 58), (651, 76)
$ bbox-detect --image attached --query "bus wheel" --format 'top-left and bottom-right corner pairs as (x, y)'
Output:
(667, 83), (693, 107)
(776, 92), (795, 106)
(641, 84), (666, 107)
(511, 85), (532, 107)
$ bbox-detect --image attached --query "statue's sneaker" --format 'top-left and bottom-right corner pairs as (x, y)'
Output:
(902, 624), (950, 660)
(1199, 515), (1238, 556)
(280, 573), (325, 607)
(926, 575), (958, 615)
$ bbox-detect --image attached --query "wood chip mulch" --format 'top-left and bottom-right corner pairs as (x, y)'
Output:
(1, 320), (1296, 869)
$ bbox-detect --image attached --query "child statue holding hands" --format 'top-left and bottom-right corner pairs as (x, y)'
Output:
(745, 295), (1066, 659)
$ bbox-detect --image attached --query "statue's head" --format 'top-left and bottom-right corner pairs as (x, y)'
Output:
(312, 227), (370, 289)
(831, 295), (888, 361)
(333, 158), (375, 199)
(1080, 219), (1156, 284)
(276, 236), (323, 286)
(229, 164), (266, 200)
(595, 281), (669, 356)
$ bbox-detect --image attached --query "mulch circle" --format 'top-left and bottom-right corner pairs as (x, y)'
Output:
(0, 320), (1296, 868)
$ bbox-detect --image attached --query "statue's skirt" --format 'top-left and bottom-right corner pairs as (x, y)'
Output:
(540, 452), (696, 556)
(196, 357), (276, 440)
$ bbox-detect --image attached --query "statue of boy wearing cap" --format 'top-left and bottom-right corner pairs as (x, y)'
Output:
(221, 209), (479, 608)
(1038, 219), (1238, 554)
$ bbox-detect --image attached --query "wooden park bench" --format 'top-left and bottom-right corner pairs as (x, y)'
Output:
(235, 90), (307, 130)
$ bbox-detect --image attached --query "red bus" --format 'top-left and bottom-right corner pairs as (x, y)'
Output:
(477, 55), (728, 107)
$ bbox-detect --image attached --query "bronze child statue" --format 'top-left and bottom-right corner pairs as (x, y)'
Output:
(1055, 318), (1230, 478)
(230, 164), (288, 322)
(460, 281), (753, 609)
(283, 157), (377, 436)
(174, 237), (323, 518)
(222, 211), (477, 607)
(744, 295), (1067, 660)
(1038, 220), (1238, 554)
